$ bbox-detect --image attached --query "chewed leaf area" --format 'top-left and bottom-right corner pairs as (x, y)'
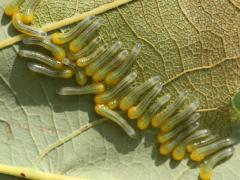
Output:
(0, 0), (240, 180)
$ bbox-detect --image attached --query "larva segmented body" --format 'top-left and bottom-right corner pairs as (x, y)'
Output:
(23, 37), (65, 61)
(52, 16), (95, 45)
(27, 62), (73, 79)
(18, 50), (63, 69)
(22, 0), (41, 24)
(5, 0), (25, 16)
(15, 16), (235, 180)
(12, 13), (47, 38)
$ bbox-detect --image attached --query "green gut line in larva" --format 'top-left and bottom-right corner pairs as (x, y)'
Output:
(2, 1), (238, 180)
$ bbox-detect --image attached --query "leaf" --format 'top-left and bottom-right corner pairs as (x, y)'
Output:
(0, 0), (240, 180)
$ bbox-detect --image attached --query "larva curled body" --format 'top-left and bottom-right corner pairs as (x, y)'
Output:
(68, 36), (102, 61)
(95, 104), (137, 138)
(94, 72), (137, 104)
(85, 41), (122, 76)
(18, 50), (63, 69)
(199, 147), (234, 180)
(4, 0), (25, 16)
(27, 62), (73, 79)
(119, 75), (160, 111)
(23, 37), (65, 61)
(69, 19), (104, 53)
(12, 13), (47, 38)
(51, 16), (95, 45)
(22, 0), (41, 24)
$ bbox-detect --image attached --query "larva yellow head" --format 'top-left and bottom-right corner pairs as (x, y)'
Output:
(76, 58), (88, 67)
(105, 73), (118, 85)
(107, 100), (118, 110)
(186, 144), (195, 153)
(119, 99), (130, 111)
(137, 117), (147, 130)
(190, 151), (205, 162)
(51, 33), (65, 45)
(54, 49), (66, 61)
(94, 94), (103, 104)
(62, 69), (73, 79)
(128, 107), (138, 120)
(199, 164), (213, 180)
(151, 114), (160, 127)
(160, 123), (171, 133)
(94, 104), (103, 115)
(92, 73), (102, 82)
(69, 41), (80, 53)
(95, 83), (105, 94)
(5, 4), (18, 16)
(172, 147), (185, 161)
(22, 13), (34, 24)
(159, 144), (171, 155)
(157, 132), (168, 143)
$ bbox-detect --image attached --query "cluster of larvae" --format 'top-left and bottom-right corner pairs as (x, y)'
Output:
(4, 1), (237, 180)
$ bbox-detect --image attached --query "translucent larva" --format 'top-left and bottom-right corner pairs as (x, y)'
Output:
(172, 129), (210, 161)
(92, 50), (129, 82)
(62, 58), (87, 86)
(119, 76), (160, 111)
(12, 13), (47, 38)
(22, 0), (41, 24)
(76, 44), (108, 67)
(68, 36), (101, 61)
(199, 147), (234, 180)
(23, 37), (65, 61)
(95, 104), (137, 138)
(159, 122), (199, 155)
(18, 50), (63, 69)
(151, 90), (189, 128)
(128, 83), (163, 120)
(157, 112), (200, 144)
(190, 138), (235, 162)
(85, 41), (122, 76)
(27, 62), (73, 79)
(160, 100), (199, 132)
(94, 72), (137, 104)
(107, 87), (132, 110)
(187, 135), (218, 153)
(105, 43), (142, 85)
(4, 0), (24, 16)
(137, 94), (171, 130)
(57, 83), (105, 95)
(51, 16), (95, 45)
(69, 19), (104, 53)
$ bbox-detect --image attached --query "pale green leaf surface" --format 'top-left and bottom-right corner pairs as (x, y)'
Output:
(0, 0), (240, 180)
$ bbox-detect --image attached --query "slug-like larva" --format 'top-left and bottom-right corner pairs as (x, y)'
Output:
(160, 100), (199, 132)
(18, 50), (63, 69)
(22, 0), (41, 24)
(57, 83), (105, 95)
(187, 135), (218, 153)
(95, 104), (137, 138)
(105, 43), (142, 85)
(157, 112), (200, 144)
(151, 90), (189, 128)
(128, 83), (163, 120)
(23, 37), (65, 61)
(69, 19), (103, 53)
(68, 36), (101, 61)
(107, 87), (132, 110)
(159, 122), (199, 155)
(119, 76), (160, 111)
(190, 138), (235, 162)
(12, 13), (47, 38)
(4, 0), (24, 16)
(85, 41), (122, 76)
(51, 16), (95, 45)
(137, 94), (171, 130)
(94, 72), (137, 104)
(172, 129), (210, 161)
(76, 44), (108, 67)
(27, 62), (73, 79)
(199, 147), (234, 180)
(62, 58), (87, 86)
(92, 50), (129, 82)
